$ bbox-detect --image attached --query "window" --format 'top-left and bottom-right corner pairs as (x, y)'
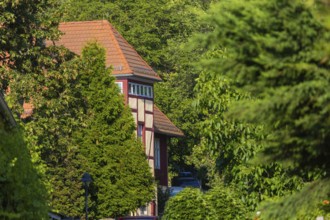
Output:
(154, 138), (160, 169)
(139, 205), (147, 215)
(137, 124), (144, 139)
(128, 82), (153, 98)
(115, 82), (123, 93)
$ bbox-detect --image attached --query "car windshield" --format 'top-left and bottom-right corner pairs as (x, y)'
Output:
(180, 180), (200, 187)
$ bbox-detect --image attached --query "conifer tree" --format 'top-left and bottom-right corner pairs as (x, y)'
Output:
(191, 0), (330, 215)
(198, 0), (330, 177)
(78, 42), (154, 218)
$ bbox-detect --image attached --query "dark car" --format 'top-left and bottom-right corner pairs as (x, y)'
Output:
(118, 216), (158, 220)
(169, 172), (201, 197)
(172, 177), (201, 188)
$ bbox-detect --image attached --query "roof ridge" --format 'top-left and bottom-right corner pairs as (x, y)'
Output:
(111, 26), (154, 72)
(60, 20), (108, 24)
(53, 20), (161, 81)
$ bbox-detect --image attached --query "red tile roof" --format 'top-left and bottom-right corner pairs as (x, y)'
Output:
(47, 20), (161, 81)
(154, 105), (184, 137)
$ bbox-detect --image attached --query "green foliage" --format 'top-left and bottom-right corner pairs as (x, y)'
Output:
(0, 0), (60, 72)
(157, 186), (170, 217)
(4, 40), (154, 218)
(191, 0), (330, 216)
(198, 0), (330, 176)
(60, 0), (215, 175)
(258, 178), (330, 219)
(60, 0), (207, 69)
(78, 42), (154, 218)
(163, 186), (248, 220)
(19, 47), (88, 218)
(0, 126), (48, 219)
(231, 163), (304, 210)
(163, 188), (207, 220)
(205, 186), (249, 220)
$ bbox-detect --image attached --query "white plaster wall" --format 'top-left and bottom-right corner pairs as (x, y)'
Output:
(145, 130), (154, 158)
(145, 113), (153, 129)
(138, 99), (145, 122)
(145, 99), (153, 112)
(132, 112), (137, 125)
(129, 97), (137, 109)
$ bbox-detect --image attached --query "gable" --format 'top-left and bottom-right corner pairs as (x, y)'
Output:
(47, 20), (161, 82)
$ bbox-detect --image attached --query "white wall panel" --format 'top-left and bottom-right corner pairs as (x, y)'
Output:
(138, 98), (145, 122)
(145, 130), (154, 157)
(145, 113), (153, 128)
(129, 97), (137, 109)
(132, 112), (137, 125)
(145, 99), (153, 112)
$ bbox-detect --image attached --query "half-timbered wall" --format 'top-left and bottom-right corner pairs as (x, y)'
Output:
(125, 80), (155, 175)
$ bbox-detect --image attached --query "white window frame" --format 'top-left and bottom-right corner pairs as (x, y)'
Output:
(115, 82), (123, 93)
(128, 82), (153, 98)
(154, 138), (160, 169)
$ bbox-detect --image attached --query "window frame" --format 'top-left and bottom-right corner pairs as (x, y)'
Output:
(115, 82), (123, 93)
(154, 138), (160, 169)
(128, 82), (153, 98)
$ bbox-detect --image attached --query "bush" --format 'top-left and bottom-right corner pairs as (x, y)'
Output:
(163, 185), (248, 220)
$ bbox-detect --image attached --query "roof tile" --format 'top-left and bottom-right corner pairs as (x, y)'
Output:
(47, 20), (161, 81)
(154, 105), (184, 137)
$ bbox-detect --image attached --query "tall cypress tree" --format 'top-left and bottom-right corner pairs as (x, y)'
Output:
(78, 42), (154, 218)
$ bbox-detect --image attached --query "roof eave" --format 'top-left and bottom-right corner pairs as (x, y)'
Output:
(114, 73), (162, 83)
(154, 127), (185, 138)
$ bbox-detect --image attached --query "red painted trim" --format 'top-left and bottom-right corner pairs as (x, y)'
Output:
(131, 108), (137, 113)
(145, 110), (153, 114)
(147, 156), (154, 160)
(151, 200), (156, 216)
(128, 94), (153, 101)
(154, 134), (168, 186)
(145, 127), (154, 132)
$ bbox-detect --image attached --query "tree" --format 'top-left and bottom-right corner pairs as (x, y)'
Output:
(0, 0), (60, 91)
(0, 125), (48, 219)
(59, 0), (215, 175)
(1, 1), (154, 218)
(60, 0), (209, 70)
(258, 178), (330, 219)
(191, 0), (330, 216)
(78, 42), (154, 218)
(198, 0), (330, 178)
(23, 47), (89, 218)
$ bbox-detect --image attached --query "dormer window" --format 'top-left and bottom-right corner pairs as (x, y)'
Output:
(129, 82), (153, 98)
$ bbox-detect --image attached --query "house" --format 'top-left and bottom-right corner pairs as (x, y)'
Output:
(47, 20), (184, 216)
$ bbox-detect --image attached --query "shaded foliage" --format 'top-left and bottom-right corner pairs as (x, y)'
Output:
(0, 124), (48, 219)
